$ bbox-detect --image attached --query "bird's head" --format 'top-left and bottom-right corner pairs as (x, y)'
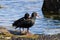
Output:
(31, 12), (40, 18)
(24, 13), (30, 19)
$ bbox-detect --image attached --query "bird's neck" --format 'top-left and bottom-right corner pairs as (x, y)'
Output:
(31, 16), (36, 21)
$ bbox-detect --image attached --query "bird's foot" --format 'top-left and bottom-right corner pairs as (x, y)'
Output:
(26, 32), (33, 36)
(20, 30), (27, 35)
(20, 30), (32, 35)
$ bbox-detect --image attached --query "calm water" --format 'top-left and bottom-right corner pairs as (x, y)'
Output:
(0, 0), (60, 35)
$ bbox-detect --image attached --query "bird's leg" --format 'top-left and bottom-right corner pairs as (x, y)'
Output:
(27, 28), (29, 33)
(19, 28), (21, 33)
(26, 28), (32, 36)
(21, 28), (27, 34)
(23, 28), (24, 31)
(22, 28), (25, 33)
(22, 28), (24, 31)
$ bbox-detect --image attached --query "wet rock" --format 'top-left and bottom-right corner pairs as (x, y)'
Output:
(0, 26), (12, 37)
(42, 0), (60, 20)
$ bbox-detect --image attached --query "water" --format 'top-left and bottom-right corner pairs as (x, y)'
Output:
(0, 0), (60, 35)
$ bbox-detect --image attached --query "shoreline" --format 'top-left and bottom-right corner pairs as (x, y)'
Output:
(11, 34), (60, 40)
(0, 34), (60, 40)
(0, 27), (60, 40)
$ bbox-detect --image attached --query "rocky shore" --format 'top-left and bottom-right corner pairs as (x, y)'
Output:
(0, 27), (60, 40)
(0, 34), (60, 40)
(11, 34), (60, 40)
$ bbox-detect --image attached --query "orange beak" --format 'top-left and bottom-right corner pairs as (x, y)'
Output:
(36, 14), (41, 18)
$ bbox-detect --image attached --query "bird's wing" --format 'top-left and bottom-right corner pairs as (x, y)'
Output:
(17, 17), (25, 22)
(12, 17), (25, 26)
(22, 19), (32, 24)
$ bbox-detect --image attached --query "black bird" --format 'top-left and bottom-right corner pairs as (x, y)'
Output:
(12, 13), (30, 31)
(23, 12), (40, 32)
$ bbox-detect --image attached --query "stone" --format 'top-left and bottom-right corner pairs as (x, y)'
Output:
(42, 0), (60, 20)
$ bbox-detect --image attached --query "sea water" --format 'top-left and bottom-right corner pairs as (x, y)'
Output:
(0, 0), (60, 35)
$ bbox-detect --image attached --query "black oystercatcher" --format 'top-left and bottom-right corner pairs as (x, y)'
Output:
(12, 13), (30, 32)
(24, 12), (40, 32)
(22, 12), (40, 35)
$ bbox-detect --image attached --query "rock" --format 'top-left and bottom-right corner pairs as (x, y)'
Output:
(42, 0), (60, 20)
(5, 37), (11, 39)
(0, 27), (9, 33)
(0, 27), (13, 37)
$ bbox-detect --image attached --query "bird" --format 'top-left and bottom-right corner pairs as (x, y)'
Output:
(12, 12), (40, 34)
(22, 12), (40, 32)
(12, 13), (30, 32)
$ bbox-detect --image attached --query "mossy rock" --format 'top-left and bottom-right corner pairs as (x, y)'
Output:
(0, 32), (13, 37)
(14, 34), (39, 39)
